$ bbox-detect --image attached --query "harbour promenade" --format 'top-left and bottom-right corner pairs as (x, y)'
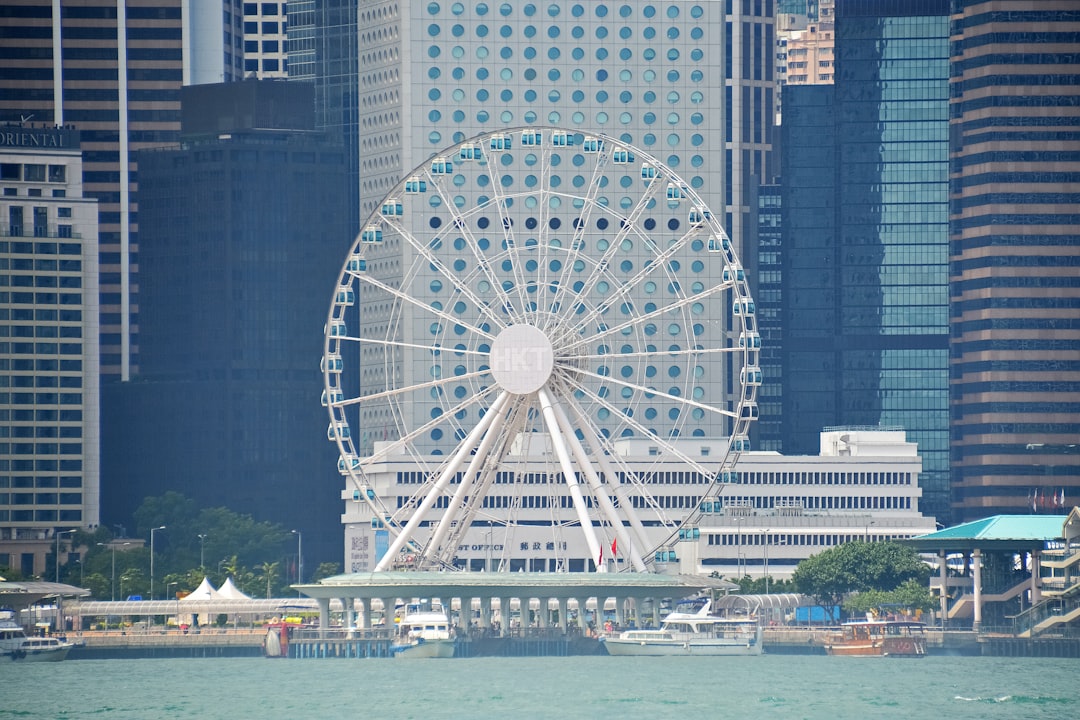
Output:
(68, 626), (1002, 659)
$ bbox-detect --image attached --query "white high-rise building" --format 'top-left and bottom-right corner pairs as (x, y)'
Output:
(350, 0), (775, 446)
(0, 126), (100, 577)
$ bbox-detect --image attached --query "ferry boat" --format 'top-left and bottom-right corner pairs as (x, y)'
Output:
(601, 597), (763, 656)
(391, 602), (455, 658)
(0, 619), (75, 662)
(823, 618), (927, 657)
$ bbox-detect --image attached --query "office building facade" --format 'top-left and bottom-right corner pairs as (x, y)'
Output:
(948, 1), (1080, 518)
(0, 125), (100, 577)
(101, 82), (349, 567)
(0, 0), (184, 381)
(781, 0), (952, 523)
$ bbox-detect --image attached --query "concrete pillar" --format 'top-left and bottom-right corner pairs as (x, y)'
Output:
(361, 599), (373, 630)
(381, 597), (396, 634)
(558, 598), (568, 633)
(339, 597), (352, 632)
(499, 597), (511, 637)
(461, 596), (473, 634)
(1030, 550), (1042, 606)
(317, 597), (331, 638)
(480, 596), (492, 630)
(652, 597), (661, 628)
(613, 596), (625, 627)
(576, 597), (589, 634)
(972, 549), (983, 632)
(539, 596), (551, 628)
(938, 551), (948, 627)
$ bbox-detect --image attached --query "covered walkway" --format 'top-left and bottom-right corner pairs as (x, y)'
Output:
(296, 571), (736, 635)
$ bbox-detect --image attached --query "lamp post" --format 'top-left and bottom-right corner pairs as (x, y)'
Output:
(291, 529), (303, 592)
(166, 581), (178, 628)
(762, 529), (770, 595)
(98, 541), (131, 601)
(55, 529), (75, 583)
(865, 520), (875, 540)
(150, 525), (166, 600)
(197, 533), (207, 569)
(484, 529), (493, 572)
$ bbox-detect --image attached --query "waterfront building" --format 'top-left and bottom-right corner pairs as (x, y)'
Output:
(341, 430), (935, 579)
(0, 125), (100, 577)
(102, 81), (348, 567)
(780, 0), (952, 523)
(0, 0), (184, 381)
(948, 1), (1080, 519)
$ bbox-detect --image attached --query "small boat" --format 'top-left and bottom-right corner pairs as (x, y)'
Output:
(0, 619), (75, 662)
(391, 602), (455, 658)
(823, 618), (927, 657)
(601, 597), (763, 656)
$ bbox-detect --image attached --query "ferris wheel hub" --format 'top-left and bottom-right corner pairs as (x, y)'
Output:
(489, 324), (555, 395)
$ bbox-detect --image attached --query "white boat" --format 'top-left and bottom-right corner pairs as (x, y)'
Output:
(391, 603), (455, 658)
(601, 597), (763, 656)
(0, 619), (75, 662)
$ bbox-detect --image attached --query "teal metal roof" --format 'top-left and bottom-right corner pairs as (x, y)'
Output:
(902, 514), (1067, 552)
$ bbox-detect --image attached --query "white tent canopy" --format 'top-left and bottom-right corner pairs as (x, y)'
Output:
(180, 576), (221, 603)
(217, 577), (251, 600)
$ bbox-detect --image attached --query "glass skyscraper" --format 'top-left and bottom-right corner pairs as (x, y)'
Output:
(781, 0), (951, 522)
(949, 1), (1080, 518)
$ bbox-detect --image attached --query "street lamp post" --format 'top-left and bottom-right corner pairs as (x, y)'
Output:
(166, 581), (178, 628)
(197, 533), (207, 569)
(150, 525), (166, 600)
(291, 530), (303, 593)
(762, 529), (771, 595)
(55, 529), (75, 583)
(98, 542), (131, 601)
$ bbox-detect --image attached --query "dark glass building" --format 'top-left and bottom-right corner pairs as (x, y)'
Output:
(949, 1), (1080, 518)
(102, 81), (350, 568)
(285, 0), (358, 232)
(755, 183), (784, 451)
(781, 0), (952, 522)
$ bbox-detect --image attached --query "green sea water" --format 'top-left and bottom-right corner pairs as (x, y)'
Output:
(2, 655), (1076, 720)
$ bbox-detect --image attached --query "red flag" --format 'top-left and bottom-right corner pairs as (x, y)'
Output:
(611, 538), (618, 557)
(597, 546), (603, 567)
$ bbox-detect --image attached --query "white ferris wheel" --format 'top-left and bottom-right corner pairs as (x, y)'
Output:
(323, 128), (760, 573)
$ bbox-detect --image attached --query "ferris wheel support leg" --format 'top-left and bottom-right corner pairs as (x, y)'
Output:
(548, 394), (646, 572)
(537, 387), (605, 572)
(375, 391), (511, 571)
(566, 398), (656, 564)
(422, 396), (513, 564)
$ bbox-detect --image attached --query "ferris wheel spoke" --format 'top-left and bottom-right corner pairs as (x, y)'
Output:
(476, 154), (533, 321)
(562, 281), (731, 354)
(557, 385), (675, 551)
(337, 368), (491, 408)
(424, 395), (535, 564)
(350, 335), (489, 358)
(556, 364), (737, 422)
(347, 385), (499, 471)
(571, 344), (740, 361)
(424, 171), (523, 326)
(375, 391), (512, 571)
(356, 249), (499, 342)
(554, 378), (720, 478)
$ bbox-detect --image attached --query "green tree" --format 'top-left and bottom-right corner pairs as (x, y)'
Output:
(792, 541), (931, 611)
(311, 562), (342, 583)
(843, 579), (937, 617)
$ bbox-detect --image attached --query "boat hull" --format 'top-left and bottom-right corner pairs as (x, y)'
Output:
(392, 639), (455, 658)
(603, 637), (762, 656)
(3, 644), (73, 662)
